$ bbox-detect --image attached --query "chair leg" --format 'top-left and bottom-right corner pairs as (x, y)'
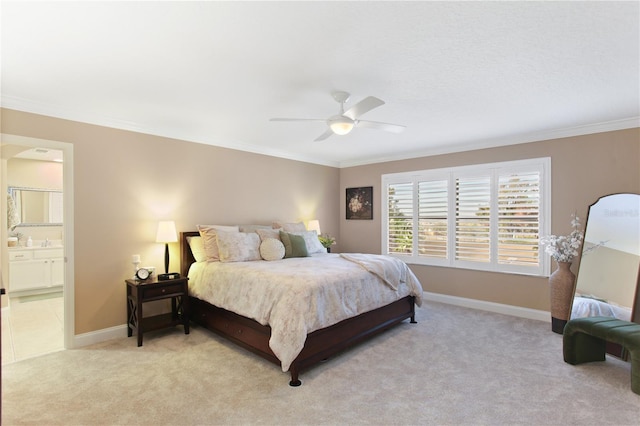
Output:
(631, 352), (639, 395)
(564, 332), (606, 365)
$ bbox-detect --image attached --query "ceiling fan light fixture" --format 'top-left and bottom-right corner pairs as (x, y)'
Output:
(271, 91), (402, 141)
(328, 116), (354, 135)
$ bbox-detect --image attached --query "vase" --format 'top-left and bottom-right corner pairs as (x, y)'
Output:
(549, 261), (576, 334)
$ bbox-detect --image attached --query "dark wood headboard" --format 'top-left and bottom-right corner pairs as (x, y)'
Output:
(180, 231), (200, 278)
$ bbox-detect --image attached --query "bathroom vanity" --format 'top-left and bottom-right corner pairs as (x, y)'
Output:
(8, 246), (64, 296)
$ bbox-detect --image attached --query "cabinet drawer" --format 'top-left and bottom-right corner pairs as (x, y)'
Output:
(34, 248), (64, 259)
(9, 259), (50, 291)
(142, 283), (185, 300)
(9, 251), (33, 261)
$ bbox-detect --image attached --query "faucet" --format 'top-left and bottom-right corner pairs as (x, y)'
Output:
(42, 238), (50, 247)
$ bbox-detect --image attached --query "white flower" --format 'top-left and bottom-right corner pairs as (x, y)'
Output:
(540, 213), (584, 263)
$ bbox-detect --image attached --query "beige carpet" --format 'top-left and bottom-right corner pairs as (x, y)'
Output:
(2, 301), (639, 425)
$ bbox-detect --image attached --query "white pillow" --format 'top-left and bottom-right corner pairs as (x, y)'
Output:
(216, 231), (261, 263)
(290, 230), (326, 254)
(197, 224), (239, 261)
(259, 238), (285, 261)
(186, 236), (206, 262)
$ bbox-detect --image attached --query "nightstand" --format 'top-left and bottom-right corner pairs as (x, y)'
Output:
(126, 276), (189, 346)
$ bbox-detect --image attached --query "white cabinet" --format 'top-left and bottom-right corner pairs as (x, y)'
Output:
(8, 248), (64, 294)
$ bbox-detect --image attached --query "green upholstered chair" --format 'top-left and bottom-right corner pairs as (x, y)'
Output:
(563, 316), (640, 395)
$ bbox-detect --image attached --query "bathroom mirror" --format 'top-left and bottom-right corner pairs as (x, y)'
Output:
(571, 193), (640, 355)
(7, 187), (63, 226)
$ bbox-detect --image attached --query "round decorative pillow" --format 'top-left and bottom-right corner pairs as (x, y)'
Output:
(259, 238), (285, 261)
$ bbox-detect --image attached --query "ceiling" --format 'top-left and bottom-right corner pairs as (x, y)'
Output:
(2, 1), (638, 168)
(13, 147), (63, 163)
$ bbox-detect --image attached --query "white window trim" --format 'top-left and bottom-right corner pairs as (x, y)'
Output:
(382, 157), (551, 276)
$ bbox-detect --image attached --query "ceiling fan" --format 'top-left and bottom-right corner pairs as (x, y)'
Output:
(270, 91), (406, 141)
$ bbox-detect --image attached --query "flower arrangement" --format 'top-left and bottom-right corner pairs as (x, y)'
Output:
(539, 213), (584, 263)
(318, 233), (336, 249)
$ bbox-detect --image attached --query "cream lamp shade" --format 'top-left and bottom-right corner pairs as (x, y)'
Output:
(156, 221), (177, 274)
(156, 221), (178, 243)
(307, 220), (321, 234)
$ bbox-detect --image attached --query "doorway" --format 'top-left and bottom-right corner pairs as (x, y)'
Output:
(1, 134), (74, 362)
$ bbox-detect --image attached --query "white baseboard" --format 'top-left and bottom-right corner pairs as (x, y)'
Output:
(72, 324), (128, 348)
(69, 294), (549, 348)
(424, 291), (550, 322)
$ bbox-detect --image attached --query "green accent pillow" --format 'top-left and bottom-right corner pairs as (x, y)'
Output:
(279, 231), (309, 258)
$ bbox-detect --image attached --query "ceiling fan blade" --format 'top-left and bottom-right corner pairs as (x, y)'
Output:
(356, 120), (406, 134)
(270, 118), (325, 122)
(343, 96), (385, 120)
(314, 129), (334, 141)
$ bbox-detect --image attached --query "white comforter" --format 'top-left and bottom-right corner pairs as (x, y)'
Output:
(571, 295), (632, 322)
(188, 253), (423, 372)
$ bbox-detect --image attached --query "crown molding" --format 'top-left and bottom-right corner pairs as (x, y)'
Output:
(1, 96), (341, 168)
(3, 95), (637, 169)
(337, 117), (640, 168)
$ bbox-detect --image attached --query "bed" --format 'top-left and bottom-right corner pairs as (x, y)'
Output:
(571, 293), (633, 322)
(180, 229), (423, 386)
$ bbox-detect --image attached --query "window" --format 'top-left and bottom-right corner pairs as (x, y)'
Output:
(382, 158), (550, 276)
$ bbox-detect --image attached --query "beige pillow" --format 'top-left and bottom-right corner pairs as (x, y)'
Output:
(284, 222), (306, 232)
(216, 231), (261, 263)
(197, 224), (239, 261)
(272, 221), (306, 232)
(239, 224), (272, 233)
(256, 228), (281, 241)
(186, 236), (206, 262)
(259, 238), (285, 261)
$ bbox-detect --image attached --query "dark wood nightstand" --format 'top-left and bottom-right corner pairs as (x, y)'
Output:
(126, 276), (189, 346)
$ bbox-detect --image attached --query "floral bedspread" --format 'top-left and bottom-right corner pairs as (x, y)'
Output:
(188, 253), (423, 372)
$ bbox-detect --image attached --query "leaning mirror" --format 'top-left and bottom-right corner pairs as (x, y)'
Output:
(571, 193), (640, 354)
(7, 187), (63, 227)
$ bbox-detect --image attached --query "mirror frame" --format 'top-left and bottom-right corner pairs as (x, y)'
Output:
(7, 186), (63, 227)
(572, 193), (640, 357)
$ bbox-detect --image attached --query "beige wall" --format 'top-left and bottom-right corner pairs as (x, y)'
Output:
(1, 107), (638, 334)
(340, 128), (640, 311)
(1, 108), (340, 334)
(576, 245), (639, 307)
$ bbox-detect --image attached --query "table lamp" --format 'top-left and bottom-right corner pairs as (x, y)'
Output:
(156, 220), (178, 274)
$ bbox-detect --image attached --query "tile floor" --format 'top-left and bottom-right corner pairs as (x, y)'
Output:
(1, 294), (64, 365)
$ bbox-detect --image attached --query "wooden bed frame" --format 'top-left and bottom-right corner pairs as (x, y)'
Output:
(180, 231), (417, 386)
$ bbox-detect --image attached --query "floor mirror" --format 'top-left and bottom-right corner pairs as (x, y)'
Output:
(570, 193), (640, 358)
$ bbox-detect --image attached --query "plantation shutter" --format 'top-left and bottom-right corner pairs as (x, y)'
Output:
(455, 175), (491, 263)
(418, 179), (448, 259)
(497, 171), (541, 266)
(382, 157), (549, 275)
(387, 182), (414, 254)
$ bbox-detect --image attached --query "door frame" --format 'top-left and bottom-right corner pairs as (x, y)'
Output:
(1, 133), (74, 349)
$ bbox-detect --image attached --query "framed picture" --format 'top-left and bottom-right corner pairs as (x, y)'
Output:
(346, 186), (373, 220)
